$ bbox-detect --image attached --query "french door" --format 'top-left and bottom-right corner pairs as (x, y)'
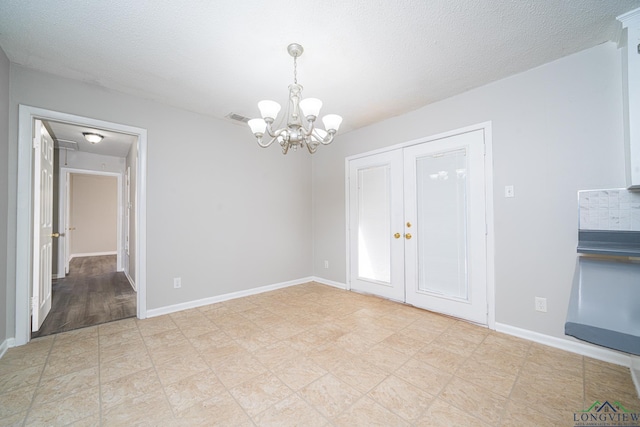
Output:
(348, 150), (405, 301)
(348, 129), (488, 324)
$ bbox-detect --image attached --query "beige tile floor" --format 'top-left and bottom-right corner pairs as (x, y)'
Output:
(1, 282), (638, 426)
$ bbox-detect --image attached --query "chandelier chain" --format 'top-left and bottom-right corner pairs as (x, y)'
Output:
(293, 56), (297, 85)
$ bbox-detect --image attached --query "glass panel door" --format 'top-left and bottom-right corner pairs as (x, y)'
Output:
(416, 149), (468, 300)
(404, 130), (487, 324)
(357, 166), (391, 284)
(349, 150), (405, 301)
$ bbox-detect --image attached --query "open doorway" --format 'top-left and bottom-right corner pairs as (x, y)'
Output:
(32, 169), (136, 338)
(15, 105), (148, 346)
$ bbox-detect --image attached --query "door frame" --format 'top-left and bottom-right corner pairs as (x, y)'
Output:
(16, 104), (148, 346)
(59, 169), (123, 276)
(344, 121), (496, 329)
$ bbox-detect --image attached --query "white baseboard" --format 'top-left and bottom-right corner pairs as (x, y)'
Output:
(70, 251), (117, 260)
(125, 271), (136, 292)
(495, 322), (633, 368)
(310, 276), (347, 290)
(0, 339), (8, 359)
(146, 276), (315, 318)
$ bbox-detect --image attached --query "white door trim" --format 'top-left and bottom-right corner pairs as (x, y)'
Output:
(59, 169), (123, 274)
(16, 105), (148, 346)
(344, 122), (495, 329)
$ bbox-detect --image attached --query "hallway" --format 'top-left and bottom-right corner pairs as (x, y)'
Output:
(32, 255), (136, 338)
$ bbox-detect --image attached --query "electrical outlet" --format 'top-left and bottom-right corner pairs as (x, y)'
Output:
(173, 277), (181, 289)
(505, 185), (515, 198)
(324, 260), (329, 269)
(535, 297), (547, 312)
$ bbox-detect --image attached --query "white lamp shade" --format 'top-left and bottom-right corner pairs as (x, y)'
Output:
(258, 100), (281, 120)
(322, 114), (343, 132)
(248, 118), (267, 135)
(299, 98), (323, 118)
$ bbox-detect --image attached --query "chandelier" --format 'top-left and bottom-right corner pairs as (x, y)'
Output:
(248, 43), (343, 154)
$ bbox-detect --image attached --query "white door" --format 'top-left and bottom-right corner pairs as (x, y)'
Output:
(64, 172), (71, 275)
(32, 120), (54, 332)
(125, 166), (131, 257)
(404, 130), (487, 324)
(348, 150), (405, 301)
(348, 129), (488, 324)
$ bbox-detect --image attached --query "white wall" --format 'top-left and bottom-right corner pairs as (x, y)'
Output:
(0, 46), (9, 346)
(312, 42), (627, 339)
(6, 65), (313, 336)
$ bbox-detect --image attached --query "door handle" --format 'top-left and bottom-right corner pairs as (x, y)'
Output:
(68, 227), (76, 231)
(405, 233), (412, 240)
(394, 233), (401, 239)
(49, 232), (60, 238)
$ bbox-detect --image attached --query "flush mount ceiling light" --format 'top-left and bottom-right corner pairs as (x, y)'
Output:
(82, 132), (104, 144)
(248, 43), (343, 155)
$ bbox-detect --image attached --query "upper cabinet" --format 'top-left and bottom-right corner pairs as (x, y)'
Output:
(619, 9), (640, 189)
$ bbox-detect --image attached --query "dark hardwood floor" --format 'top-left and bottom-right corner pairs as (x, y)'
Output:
(32, 255), (136, 338)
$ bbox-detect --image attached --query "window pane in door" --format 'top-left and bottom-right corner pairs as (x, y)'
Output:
(358, 166), (391, 284)
(416, 149), (468, 299)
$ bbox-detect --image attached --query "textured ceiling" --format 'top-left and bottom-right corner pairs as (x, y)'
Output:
(1, 0), (640, 136)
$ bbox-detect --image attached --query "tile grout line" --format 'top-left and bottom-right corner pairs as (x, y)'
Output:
(137, 317), (182, 423)
(21, 334), (56, 426)
(319, 313), (455, 425)
(415, 321), (490, 425)
(494, 336), (533, 427)
(179, 315), (257, 425)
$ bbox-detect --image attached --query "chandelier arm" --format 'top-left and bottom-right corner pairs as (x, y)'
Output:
(264, 121), (285, 138)
(305, 140), (319, 154)
(320, 132), (336, 145)
(300, 119), (316, 137)
(308, 130), (335, 146)
(256, 134), (281, 148)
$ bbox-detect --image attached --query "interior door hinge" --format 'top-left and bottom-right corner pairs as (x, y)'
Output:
(31, 296), (37, 313)
(33, 137), (39, 150)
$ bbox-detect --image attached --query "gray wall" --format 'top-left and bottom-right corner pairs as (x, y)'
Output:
(311, 42), (626, 340)
(6, 65), (312, 336)
(0, 46), (9, 346)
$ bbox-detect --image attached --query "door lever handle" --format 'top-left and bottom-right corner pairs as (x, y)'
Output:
(49, 232), (60, 238)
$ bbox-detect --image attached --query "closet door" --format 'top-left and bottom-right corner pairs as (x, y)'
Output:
(404, 130), (487, 324)
(348, 150), (405, 301)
